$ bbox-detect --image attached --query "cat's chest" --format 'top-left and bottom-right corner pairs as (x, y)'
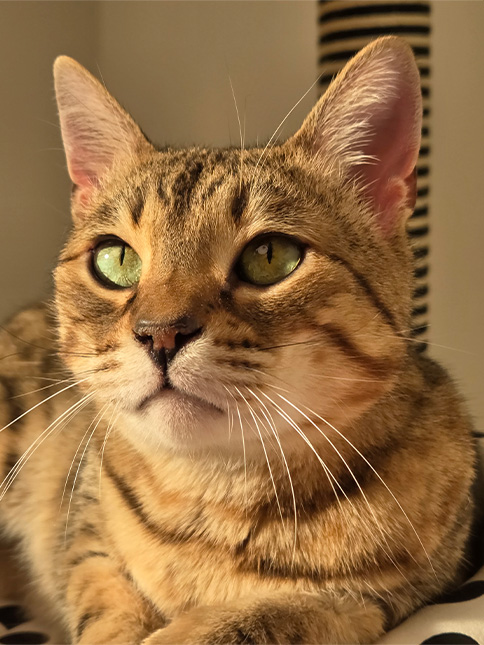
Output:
(98, 457), (374, 617)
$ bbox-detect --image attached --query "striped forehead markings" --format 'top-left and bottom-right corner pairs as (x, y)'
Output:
(127, 150), (257, 227)
(202, 175), (226, 201)
(170, 158), (205, 213)
(231, 182), (249, 223)
(130, 186), (145, 225)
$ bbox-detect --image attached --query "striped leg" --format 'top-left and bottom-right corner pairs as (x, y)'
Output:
(65, 550), (164, 644)
(142, 591), (385, 645)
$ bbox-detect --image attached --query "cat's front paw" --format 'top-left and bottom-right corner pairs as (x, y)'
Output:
(141, 602), (314, 644)
(141, 593), (385, 644)
(141, 609), (277, 645)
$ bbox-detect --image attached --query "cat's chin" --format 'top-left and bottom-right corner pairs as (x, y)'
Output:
(121, 386), (233, 453)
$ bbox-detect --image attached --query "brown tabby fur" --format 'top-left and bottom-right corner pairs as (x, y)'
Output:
(0, 37), (477, 644)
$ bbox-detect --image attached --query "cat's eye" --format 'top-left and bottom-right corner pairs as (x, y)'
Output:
(236, 234), (302, 286)
(92, 239), (142, 289)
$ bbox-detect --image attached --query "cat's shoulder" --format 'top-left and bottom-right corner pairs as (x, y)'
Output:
(414, 351), (451, 388)
(412, 350), (474, 435)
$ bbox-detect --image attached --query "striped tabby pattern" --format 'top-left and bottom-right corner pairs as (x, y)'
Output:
(0, 37), (477, 645)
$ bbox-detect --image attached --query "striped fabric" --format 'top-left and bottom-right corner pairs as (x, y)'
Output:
(318, 1), (431, 350)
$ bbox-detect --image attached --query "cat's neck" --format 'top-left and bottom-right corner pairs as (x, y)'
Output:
(100, 351), (426, 512)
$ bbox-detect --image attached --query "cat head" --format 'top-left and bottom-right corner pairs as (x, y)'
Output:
(53, 36), (421, 457)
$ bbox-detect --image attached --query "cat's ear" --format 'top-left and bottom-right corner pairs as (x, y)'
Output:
(287, 36), (422, 236)
(54, 56), (152, 209)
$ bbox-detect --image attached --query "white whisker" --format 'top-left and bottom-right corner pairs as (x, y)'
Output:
(272, 390), (436, 578)
(256, 388), (346, 511)
(234, 386), (285, 528)
(9, 375), (81, 399)
(223, 385), (248, 510)
(60, 396), (103, 511)
(229, 76), (244, 192)
(267, 388), (415, 577)
(1, 391), (94, 501)
(252, 74), (322, 178)
(0, 378), (89, 435)
(247, 386), (298, 560)
(98, 404), (120, 499)
(64, 402), (110, 542)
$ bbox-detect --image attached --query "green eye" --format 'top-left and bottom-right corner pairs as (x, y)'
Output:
(236, 235), (302, 286)
(92, 240), (142, 289)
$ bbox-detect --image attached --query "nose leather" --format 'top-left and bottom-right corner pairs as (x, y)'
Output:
(133, 316), (202, 372)
(150, 328), (177, 352)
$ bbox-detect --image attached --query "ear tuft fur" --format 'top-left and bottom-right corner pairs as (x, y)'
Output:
(54, 56), (151, 208)
(288, 36), (422, 236)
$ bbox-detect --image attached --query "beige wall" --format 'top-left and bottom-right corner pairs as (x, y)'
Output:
(0, 1), (482, 426)
(0, 1), (98, 317)
(96, 1), (318, 147)
(431, 1), (484, 429)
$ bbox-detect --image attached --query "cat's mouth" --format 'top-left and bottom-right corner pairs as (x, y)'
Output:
(136, 379), (223, 414)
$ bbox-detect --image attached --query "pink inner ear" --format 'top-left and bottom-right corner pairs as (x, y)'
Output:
(68, 158), (98, 206)
(67, 144), (111, 206)
(69, 159), (95, 189)
(352, 90), (420, 236)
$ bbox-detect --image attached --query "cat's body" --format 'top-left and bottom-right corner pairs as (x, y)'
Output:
(0, 38), (478, 644)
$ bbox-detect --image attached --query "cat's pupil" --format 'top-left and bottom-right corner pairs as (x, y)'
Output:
(92, 241), (142, 289)
(256, 242), (273, 264)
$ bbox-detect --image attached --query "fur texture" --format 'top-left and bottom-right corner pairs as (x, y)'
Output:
(0, 37), (477, 644)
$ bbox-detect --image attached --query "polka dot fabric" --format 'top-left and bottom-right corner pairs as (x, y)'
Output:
(0, 603), (50, 645)
(379, 566), (484, 645)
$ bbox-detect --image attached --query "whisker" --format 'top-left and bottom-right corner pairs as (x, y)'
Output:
(223, 385), (248, 509)
(370, 330), (475, 356)
(60, 395), (101, 511)
(235, 365), (426, 582)
(64, 402), (109, 542)
(0, 324), (103, 358)
(228, 400), (235, 442)
(229, 76), (244, 193)
(256, 388), (346, 512)
(12, 376), (67, 383)
(272, 390), (436, 578)
(267, 388), (415, 575)
(246, 364), (384, 386)
(252, 74), (322, 178)
(98, 404), (120, 499)
(0, 378), (89, 435)
(9, 376), (83, 399)
(247, 387), (298, 559)
(0, 391), (94, 500)
(234, 386), (285, 528)
(0, 352), (30, 363)
(259, 388), (420, 587)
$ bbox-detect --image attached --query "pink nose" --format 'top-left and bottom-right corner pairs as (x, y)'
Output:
(133, 316), (202, 371)
(150, 328), (177, 352)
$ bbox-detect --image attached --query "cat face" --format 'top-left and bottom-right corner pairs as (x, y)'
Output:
(54, 37), (422, 455)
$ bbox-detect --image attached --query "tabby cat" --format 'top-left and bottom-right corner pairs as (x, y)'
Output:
(0, 37), (478, 644)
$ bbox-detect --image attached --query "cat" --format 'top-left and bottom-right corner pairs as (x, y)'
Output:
(0, 36), (478, 644)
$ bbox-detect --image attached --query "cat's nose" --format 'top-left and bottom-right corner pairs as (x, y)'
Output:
(133, 316), (202, 372)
